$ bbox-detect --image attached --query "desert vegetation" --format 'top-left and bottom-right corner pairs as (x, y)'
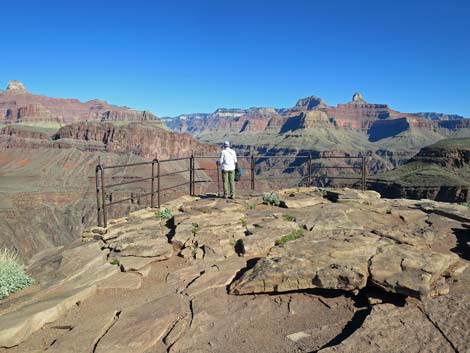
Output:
(0, 248), (34, 300)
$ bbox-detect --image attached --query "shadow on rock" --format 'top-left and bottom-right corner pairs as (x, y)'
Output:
(451, 227), (470, 260)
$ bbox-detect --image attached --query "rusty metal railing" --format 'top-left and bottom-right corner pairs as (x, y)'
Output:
(95, 154), (367, 227)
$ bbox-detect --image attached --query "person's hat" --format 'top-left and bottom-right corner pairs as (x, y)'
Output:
(223, 141), (230, 147)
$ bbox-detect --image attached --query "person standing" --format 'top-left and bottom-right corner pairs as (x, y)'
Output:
(219, 141), (237, 199)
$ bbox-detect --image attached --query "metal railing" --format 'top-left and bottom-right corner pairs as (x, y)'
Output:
(95, 154), (367, 227)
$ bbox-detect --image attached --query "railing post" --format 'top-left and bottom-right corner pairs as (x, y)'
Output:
(308, 154), (312, 187)
(362, 156), (367, 192)
(189, 155), (194, 196)
(157, 159), (161, 208)
(100, 164), (107, 228)
(251, 154), (255, 191)
(95, 165), (102, 227)
(151, 159), (156, 208)
(192, 156), (196, 196)
(216, 161), (220, 196)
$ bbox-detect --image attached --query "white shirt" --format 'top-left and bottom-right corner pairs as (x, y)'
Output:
(219, 148), (237, 171)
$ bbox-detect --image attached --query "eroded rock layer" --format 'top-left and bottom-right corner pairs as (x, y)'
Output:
(1, 188), (470, 352)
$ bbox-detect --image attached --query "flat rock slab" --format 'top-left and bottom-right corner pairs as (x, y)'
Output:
(318, 304), (456, 353)
(27, 241), (108, 287)
(95, 293), (187, 353)
(296, 203), (363, 232)
(128, 208), (158, 222)
(184, 257), (246, 298)
(119, 256), (161, 273)
(280, 196), (324, 209)
(370, 244), (462, 298)
(326, 188), (381, 203)
(0, 240), (119, 347)
(423, 293), (470, 352)
(417, 200), (470, 222)
(47, 310), (121, 353)
(97, 272), (142, 290)
(230, 232), (388, 294)
(118, 237), (173, 258)
(372, 226), (444, 247)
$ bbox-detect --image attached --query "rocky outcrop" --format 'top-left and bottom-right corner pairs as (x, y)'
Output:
(1, 188), (470, 352)
(351, 92), (365, 103)
(6, 80), (29, 93)
(0, 81), (158, 124)
(294, 96), (327, 110)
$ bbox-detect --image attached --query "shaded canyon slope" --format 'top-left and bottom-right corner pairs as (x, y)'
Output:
(369, 138), (470, 202)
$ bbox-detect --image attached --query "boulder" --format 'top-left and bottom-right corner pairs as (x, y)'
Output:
(369, 244), (463, 298)
(325, 188), (380, 203)
(230, 231), (388, 295)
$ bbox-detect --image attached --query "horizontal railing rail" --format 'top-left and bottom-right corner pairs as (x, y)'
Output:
(95, 153), (368, 227)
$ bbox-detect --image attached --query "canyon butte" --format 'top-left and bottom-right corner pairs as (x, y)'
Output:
(164, 91), (470, 200)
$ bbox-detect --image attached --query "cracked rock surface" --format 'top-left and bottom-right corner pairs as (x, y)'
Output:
(1, 187), (470, 352)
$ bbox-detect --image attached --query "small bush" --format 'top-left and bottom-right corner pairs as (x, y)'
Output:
(156, 208), (173, 220)
(191, 223), (200, 235)
(240, 217), (247, 228)
(263, 192), (280, 206)
(247, 204), (257, 210)
(275, 229), (304, 246)
(282, 214), (296, 222)
(110, 259), (120, 266)
(461, 202), (470, 208)
(0, 248), (34, 300)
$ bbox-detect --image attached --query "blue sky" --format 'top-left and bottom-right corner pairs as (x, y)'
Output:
(2, 0), (469, 117)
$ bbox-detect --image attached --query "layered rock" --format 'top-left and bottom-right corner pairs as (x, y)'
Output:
(0, 80), (158, 124)
(369, 138), (470, 201)
(54, 122), (218, 160)
(1, 188), (470, 352)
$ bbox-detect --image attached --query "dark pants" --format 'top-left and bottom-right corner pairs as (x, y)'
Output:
(222, 170), (235, 198)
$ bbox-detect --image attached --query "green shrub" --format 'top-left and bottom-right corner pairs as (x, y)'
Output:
(282, 214), (296, 222)
(0, 248), (34, 300)
(275, 229), (304, 246)
(247, 204), (257, 210)
(263, 192), (280, 206)
(240, 217), (247, 228)
(156, 208), (173, 220)
(110, 259), (120, 266)
(461, 202), (470, 208)
(191, 223), (200, 235)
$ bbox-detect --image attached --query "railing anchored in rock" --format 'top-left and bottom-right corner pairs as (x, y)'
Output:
(95, 154), (368, 227)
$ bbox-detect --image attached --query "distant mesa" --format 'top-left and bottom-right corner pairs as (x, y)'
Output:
(0, 80), (159, 124)
(6, 80), (29, 93)
(351, 92), (366, 104)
